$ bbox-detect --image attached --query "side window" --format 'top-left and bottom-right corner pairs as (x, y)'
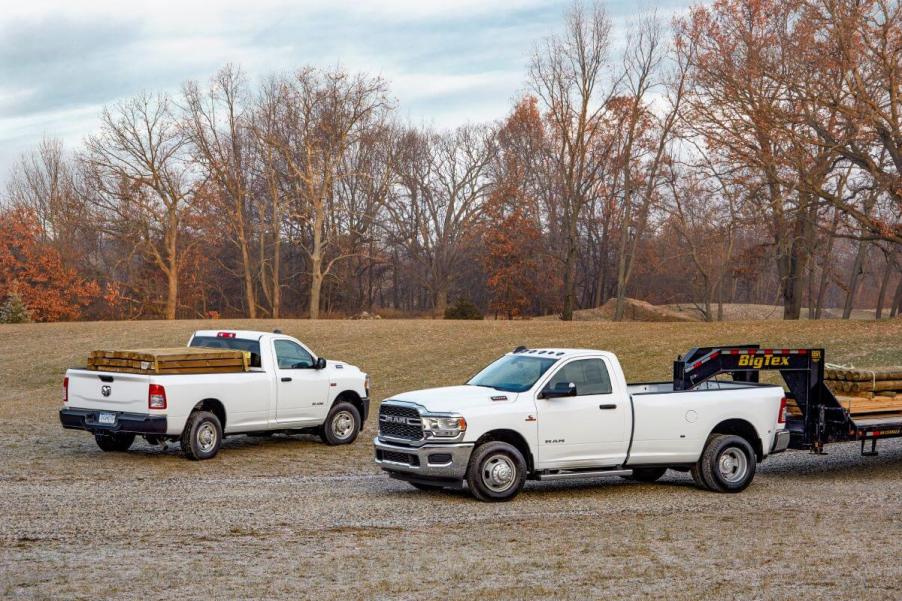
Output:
(274, 340), (314, 369)
(545, 359), (612, 396)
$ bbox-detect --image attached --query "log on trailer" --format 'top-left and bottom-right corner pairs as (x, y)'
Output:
(87, 348), (249, 374)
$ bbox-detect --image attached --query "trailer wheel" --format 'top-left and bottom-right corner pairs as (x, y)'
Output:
(321, 402), (361, 445)
(94, 432), (135, 452)
(180, 411), (222, 460)
(466, 441), (527, 502)
(699, 434), (756, 493)
(623, 467), (667, 483)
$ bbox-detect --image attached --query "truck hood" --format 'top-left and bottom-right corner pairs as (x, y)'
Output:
(388, 385), (518, 413)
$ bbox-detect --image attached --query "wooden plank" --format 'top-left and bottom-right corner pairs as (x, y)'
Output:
(90, 348), (244, 362)
(87, 346), (249, 374)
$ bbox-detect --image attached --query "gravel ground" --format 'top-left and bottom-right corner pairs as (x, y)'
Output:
(2, 431), (901, 600)
(2, 319), (900, 599)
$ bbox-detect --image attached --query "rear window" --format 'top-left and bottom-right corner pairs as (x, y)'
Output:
(189, 336), (262, 368)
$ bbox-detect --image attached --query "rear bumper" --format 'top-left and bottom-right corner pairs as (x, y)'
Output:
(374, 437), (474, 482)
(771, 429), (790, 454)
(60, 408), (167, 436)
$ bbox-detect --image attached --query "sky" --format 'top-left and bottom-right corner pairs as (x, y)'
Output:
(0, 0), (692, 182)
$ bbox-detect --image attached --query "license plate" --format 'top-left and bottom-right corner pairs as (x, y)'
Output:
(98, 412), (116, 425)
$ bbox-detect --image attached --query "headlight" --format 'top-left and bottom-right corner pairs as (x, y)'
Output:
(421, 415), (467, 437)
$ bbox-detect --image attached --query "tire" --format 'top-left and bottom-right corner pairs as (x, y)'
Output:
(180, 411), (223, 460)
(690, 462), (712, 490)
(94, 432), (135, 452)
(698, 434), (757, 493)
(409, 482), (445, 492)
(320, 402), (361, 446)
(466, 441), (527, 502)
(624, 467), (667, 483)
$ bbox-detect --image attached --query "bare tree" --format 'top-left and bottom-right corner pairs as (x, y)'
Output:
(83, 92), (194, 319)
(529, 1), (615, 320)
(184, 65), (259, 318)
(386, 126), (496, 316)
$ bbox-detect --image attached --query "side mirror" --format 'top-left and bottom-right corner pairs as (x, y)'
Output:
(542, 382), (577, 399)
(315, 357), (327, 370)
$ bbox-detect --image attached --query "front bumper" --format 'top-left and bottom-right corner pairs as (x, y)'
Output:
(374, 437), (474, 482)
(60, 408), (167, 435)
(771, 429), (790, 454)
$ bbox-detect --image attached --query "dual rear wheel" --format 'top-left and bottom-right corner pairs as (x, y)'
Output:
(691, 434), (756, 493)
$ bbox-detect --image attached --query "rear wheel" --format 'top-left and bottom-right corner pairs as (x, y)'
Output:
(624, 467), (667, 483)
(321, 402), (361, 445)
(698, 434), (756, 493)
(180, 411), (222, 460)
(466, 441), (527, 502)
(94, 432), (135, 452)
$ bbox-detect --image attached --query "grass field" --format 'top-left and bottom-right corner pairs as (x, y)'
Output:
(1, 318), (901, 599)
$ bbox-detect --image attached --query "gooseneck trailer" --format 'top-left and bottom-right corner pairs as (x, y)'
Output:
(673, 345), (902, 455)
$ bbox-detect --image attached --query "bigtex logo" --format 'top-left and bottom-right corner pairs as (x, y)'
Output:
(737, 354), (790, 368)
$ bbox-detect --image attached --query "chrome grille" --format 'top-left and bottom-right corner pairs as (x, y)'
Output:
(378, 404), (423, 441)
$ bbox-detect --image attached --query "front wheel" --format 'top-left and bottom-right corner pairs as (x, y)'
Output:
(697, 434), (756, 493)
(180, 411), (223, 460)
(95, 432), (135, 452)
(466, 441), (527, 502)
(321, 402), (361, 445)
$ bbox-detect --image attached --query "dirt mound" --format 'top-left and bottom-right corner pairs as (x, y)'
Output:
(572, 298), (699, 322)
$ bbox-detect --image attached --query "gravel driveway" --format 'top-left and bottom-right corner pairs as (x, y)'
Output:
(2, 430), (901, 600)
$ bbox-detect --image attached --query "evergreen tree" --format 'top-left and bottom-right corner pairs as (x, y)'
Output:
(0, 289), (32, 324)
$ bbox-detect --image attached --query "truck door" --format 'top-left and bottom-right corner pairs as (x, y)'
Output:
(273, 340), (331, 425)
(535, 358), (628, 468)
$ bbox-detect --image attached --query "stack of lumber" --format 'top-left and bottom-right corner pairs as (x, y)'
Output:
(824, 367), (902, 417)
(87, 348), (249, 375)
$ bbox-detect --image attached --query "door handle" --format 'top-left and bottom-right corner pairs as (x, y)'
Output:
(281, 377), (292, 382)
(599, 404), (617, 410)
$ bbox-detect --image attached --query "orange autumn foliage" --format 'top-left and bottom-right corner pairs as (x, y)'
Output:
(0, 207), (101, 321)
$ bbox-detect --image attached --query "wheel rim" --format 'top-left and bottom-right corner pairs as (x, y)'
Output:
(481, 454), (516, 493)
(197, 422), (217, 452)
(332, 411), (355, 440)
(717, 447), (748, 483)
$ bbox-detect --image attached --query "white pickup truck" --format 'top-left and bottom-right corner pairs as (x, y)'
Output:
(60, 330), (370, 460)
(374, 346), (790, 501)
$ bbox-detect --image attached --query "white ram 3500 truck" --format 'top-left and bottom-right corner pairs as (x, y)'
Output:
(60, 330), (370, 460)
(374, 347), (789, 501)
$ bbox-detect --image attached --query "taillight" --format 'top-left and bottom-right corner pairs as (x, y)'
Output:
(365, 374), (371, 395)
(148, 384), (167, 410)
(63, 376), (69, 404)
(778, 397), (788, 424)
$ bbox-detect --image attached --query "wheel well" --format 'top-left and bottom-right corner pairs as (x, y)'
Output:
(475, 429), (535, 473)
(193, 399), (226, 430)
(710, 419), (763, 460)
(333, 390), (364, 421)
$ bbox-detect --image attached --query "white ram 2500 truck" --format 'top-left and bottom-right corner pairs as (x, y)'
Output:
(60, 330), (370, 460)
(375, 347), (790, 501)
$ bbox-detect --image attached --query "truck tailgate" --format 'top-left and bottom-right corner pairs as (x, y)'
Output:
(67, 369), (150, 413)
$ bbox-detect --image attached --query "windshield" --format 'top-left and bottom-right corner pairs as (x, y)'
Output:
(189, 336), (262, 368)
(468, 354), (559, 393)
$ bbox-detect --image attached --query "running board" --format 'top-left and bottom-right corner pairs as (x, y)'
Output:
(537, 469), (632, 481)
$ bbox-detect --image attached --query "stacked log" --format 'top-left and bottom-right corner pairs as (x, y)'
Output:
(87, 348), (249, 375)
(823, 367), (902, 417)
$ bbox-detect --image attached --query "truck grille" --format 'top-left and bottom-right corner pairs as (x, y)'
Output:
(378, 404), (423, 441)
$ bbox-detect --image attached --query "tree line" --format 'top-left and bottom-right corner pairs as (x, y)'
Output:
(2, 0), (900, 323)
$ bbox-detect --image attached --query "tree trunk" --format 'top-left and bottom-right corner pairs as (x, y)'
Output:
(164, 209), (179, 320)
(239, 232), (256, 319)
(433, 280), (449, 318)
(875, 253), (894, 320)
(814, 208), (841, 320)
(891, 277), (902, 318)
(842, 239), (868, 319)
(561, 211), (578, 321)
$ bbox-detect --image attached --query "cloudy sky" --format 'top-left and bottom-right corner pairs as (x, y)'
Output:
(0, 0), (690, 180)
